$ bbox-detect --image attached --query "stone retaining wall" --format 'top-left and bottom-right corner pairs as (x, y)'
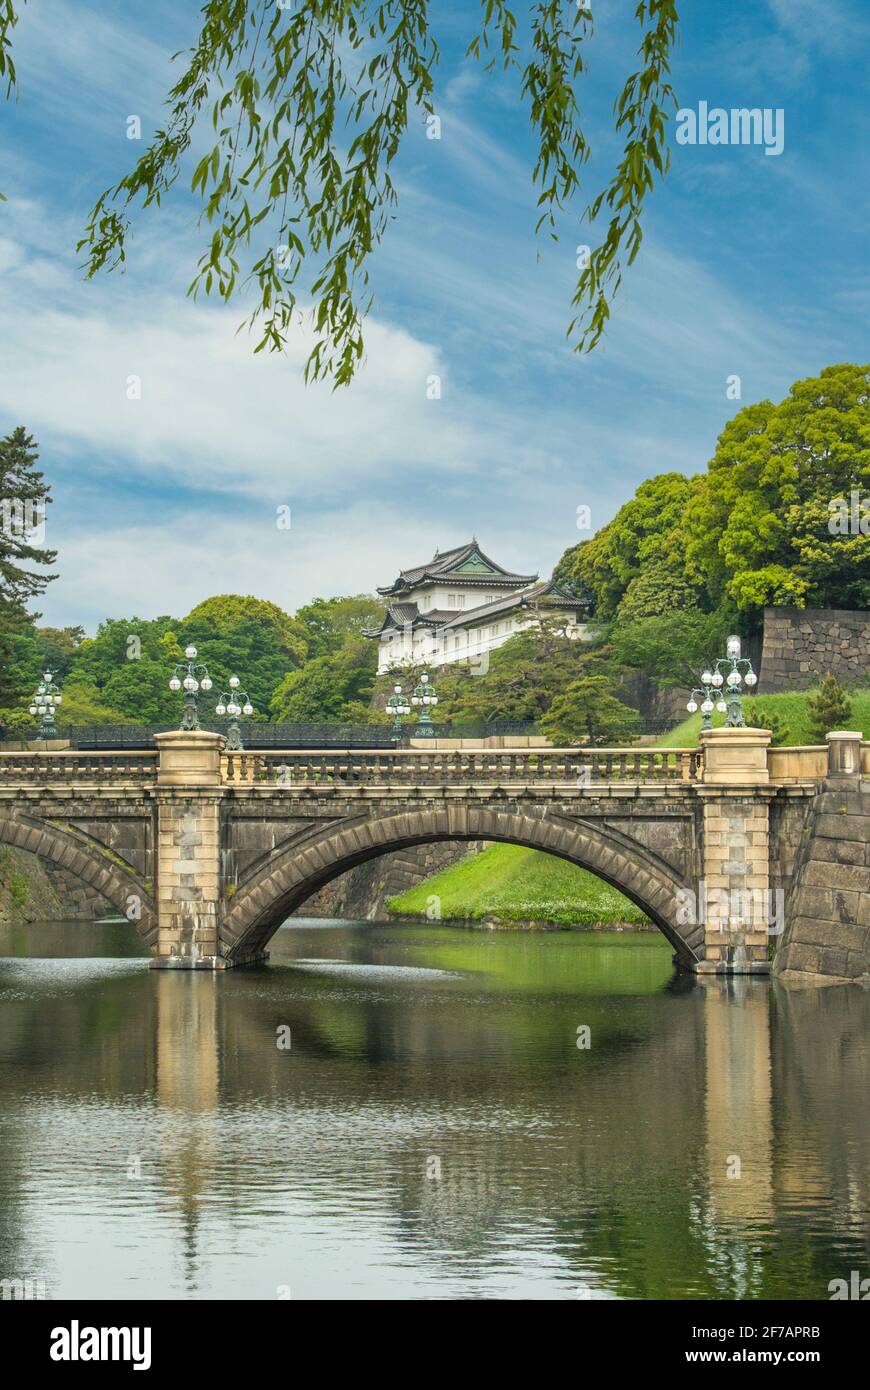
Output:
(761, 606), (870, 692)
(776, 786), (870, 983)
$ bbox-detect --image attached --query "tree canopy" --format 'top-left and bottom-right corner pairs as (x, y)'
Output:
(1, 1), (679, 384)
(558, 364), (870, 621)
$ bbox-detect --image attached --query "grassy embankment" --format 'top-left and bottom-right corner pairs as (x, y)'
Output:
(388, 842), (649, 928)
(655, 687), (870, 748)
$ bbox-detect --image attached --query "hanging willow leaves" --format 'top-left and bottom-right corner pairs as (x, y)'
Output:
(1, 0), (679, 382)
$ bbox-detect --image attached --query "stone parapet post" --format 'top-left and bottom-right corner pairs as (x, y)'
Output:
(825, 730), (864, 783)
(151, 730), (227, 970)
(694, 727), (774, 975)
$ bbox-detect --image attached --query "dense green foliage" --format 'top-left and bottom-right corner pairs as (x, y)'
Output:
(427, 617), (605, 724)
(541, 675), (640, 745)
(388, 843), (650, 926)
(270, 636), (378, 721)
(559, 365), (870, 620)
(293, 595), (383, 660)
(0, 593), (350, 729)
(609, 609), (733, 691)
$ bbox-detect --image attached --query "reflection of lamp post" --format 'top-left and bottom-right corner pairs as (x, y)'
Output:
(386, 682), (410, 744)
(410, 671), (438, 738)
(168, 645), (213, 731)
(215, 675), (253, 751)
(709, 635), (758, 729)
(28, 671), (62, 737)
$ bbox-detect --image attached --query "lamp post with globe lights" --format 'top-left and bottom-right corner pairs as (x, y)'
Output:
(688, 635), (757, 730)
(215, 675), (254, 751)
(168, 645), (213, 731)
(685, 679), (720, 733)
(386, 682), (411, 744)
(410, 671), (438, 738)
(28, 672), (62, 738)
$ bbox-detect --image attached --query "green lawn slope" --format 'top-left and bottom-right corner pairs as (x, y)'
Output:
(656, 687), (870, 748)
(387, 843), (650, 927)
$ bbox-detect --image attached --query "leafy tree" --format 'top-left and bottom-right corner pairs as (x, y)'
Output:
(609, 609), (733, 690)
(69, 617), (182, 722)
(185, 594), (307, 661)
(182, 593), (307, 714)
(541, 675), (641, 745)
(683, 363), (870, 612)
(430, 619), (605, 724)
(615, 557), (699, 622)
(31, 625), (85, 682)
(50, 681), (138, 726)
(270, 637), (377, 721)
(806, 674), (853, 744)
(559, 472), (703, 619)
(1, 2), (679, 383)
(99, 660), (182, 725)
(294, 594), (382, 660)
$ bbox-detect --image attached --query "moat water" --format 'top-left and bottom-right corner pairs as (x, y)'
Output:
(0, 917), (867, 1300)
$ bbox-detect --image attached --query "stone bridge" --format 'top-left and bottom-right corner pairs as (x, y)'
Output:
(0, 729), (867, 983)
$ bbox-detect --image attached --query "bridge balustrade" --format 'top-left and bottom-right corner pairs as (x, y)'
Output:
(0, 751), (158, 782)
(221, 747), (703, 787)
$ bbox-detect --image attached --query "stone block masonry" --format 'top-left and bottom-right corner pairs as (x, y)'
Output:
(761, 606), (870, 692)
(776, 733), (870, 983)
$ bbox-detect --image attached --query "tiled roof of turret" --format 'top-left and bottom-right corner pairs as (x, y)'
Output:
(441, 580), (589, 629)
(377, 540), (537, 597)
(361, 603), (460, 637)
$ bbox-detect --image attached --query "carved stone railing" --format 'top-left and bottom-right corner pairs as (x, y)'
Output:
(221, 746), (705, 787)
(0, 751), (158, 783)
(0, 739), (848, 793)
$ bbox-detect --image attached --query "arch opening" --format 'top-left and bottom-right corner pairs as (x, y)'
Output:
(0, 814), (156, 945)
(222, 806), (698, 967)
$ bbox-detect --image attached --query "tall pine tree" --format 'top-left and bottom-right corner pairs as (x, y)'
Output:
(0, 427), (57, 708)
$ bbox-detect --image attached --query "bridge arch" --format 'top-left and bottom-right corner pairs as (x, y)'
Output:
(0, 813), (157, 945)
(220, 804), (699, 965)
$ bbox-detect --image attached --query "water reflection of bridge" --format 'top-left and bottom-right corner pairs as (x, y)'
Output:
(1, 945), (867, 1299)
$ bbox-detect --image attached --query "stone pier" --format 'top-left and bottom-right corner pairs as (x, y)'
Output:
(151, 730), (227, 970)
(694, 727), (774, 974)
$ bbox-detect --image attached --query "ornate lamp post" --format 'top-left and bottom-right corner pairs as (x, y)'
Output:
(28, 671), (62, 737)
(410, 671), (438, 738)
(215, 675), (253, 751)
(168, 645), (213, 731)
(685, 679), (719, 732)
(386, 681), (410, 744)
(706, 634), (758, 729)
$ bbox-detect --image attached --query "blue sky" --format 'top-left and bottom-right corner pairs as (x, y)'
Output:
(0, 0), (867, 631)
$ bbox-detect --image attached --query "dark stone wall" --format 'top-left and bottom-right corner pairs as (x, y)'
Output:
(776, 784), (870, 982)
(761, 606), (870, 692)
(769, 795), (812, 904)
